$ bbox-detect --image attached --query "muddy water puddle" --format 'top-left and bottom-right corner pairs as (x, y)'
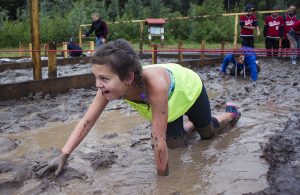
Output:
(1, 102), (271, 194)
(1, 111), (146, 160)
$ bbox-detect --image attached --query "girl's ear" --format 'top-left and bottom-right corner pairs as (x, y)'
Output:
(126, 72), (135, 85)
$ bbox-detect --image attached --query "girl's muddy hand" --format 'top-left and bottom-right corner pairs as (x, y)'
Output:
(157, 162), (169, 176)
(39, 151), (69, 177)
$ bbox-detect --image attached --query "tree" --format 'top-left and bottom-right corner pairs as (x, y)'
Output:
(108, 0), (119, 21)
(0, 7), (8, 26)
(125, 0), (143, 19)
(0, 0), (26, 20)
(149, 0), (162, 18)
(181, 0), (190, 15)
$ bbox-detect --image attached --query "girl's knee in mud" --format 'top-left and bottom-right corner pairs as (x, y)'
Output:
(44, 39), (241, 177)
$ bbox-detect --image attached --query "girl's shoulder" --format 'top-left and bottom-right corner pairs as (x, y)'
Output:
(142, 65), (168, 79)
(142, 65), (170, 89)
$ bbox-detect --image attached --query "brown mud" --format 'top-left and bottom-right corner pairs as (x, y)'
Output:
(0, 58), (300, 194)
(0, 58), (173, 84)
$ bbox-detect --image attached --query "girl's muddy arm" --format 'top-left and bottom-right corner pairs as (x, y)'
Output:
(62, 90), (109, 154)
(147, 74), (169, 176)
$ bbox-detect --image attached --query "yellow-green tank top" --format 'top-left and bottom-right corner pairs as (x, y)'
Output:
(125, 63), (203, 122)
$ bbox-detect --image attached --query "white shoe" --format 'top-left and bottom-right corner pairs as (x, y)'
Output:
(291, 60), (297, 65)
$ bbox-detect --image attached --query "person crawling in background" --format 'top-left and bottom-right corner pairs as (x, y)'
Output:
(67, 40), (83, 57)
(220, 47), (260, 81)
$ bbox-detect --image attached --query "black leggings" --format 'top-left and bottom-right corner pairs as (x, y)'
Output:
(241, 36), (254, 48)
(166, 86), (220, 139)
(265, 37), (280, 56)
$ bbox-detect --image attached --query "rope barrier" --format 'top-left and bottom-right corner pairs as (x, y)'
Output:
(1, 49), (300, 53)
(1, 48), (300, 57)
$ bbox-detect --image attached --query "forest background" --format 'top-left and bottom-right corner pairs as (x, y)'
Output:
(0, 0), (299, 48)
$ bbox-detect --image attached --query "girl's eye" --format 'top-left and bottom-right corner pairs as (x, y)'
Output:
(100, 77), (109, 82)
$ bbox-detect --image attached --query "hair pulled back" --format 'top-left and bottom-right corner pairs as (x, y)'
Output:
(91, 39), (142, 82)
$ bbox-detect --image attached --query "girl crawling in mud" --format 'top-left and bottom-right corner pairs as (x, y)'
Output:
(42, 39), (241, 176)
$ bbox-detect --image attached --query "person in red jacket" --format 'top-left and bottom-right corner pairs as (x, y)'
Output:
(288, 20), (300, 64)
(264, 7), (284, 56)
(239, 4), (260, 48)
(282, 5), (298, 51)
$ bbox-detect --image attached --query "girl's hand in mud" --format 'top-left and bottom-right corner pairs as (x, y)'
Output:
(38, 152), (69, 177)
(153, 136), (169, 176)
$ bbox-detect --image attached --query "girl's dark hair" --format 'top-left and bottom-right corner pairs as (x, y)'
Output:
(91, 39), (142, 81)
(91, 39), (148, 102)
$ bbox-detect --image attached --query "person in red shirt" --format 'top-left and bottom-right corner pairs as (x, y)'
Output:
(263, 7), (284, 56)
(288, 20), (300, 64)
(239, 4), (260, 48)
(282, 5), (298, 50)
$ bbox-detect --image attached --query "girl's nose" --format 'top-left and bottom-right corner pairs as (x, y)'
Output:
(95, 79), (103, 88)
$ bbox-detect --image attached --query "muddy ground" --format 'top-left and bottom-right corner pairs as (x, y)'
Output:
(0, 57), (299, 194)
(0, 58), (176, 84)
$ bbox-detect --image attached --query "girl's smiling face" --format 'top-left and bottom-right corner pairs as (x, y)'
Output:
(92, 64), (130, 100)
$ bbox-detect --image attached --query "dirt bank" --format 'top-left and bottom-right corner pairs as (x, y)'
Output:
(0, 57), (299, 194)
(246, 114), (300, 195)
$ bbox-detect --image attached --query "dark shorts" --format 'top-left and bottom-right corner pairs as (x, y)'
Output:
(166, 85), (220, 148)
(282, 37), (290, 48)
(241, 36), (254, 48)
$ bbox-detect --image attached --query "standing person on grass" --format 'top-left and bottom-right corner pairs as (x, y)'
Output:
(82, 12), (109, 47)
(281, 5), (298, 53)
(288, 20), (300, 65)
(240, 4), (260, 48)
(39, 39), (241, 176)
(264, 7), (284, 56)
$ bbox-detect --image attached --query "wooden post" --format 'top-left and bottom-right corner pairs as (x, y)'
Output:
(48, 42), (57, 79)
(178, 41), (183, 62)
(139, 22), (144, 54)
(29, 0), (41, 80)
(200, 40), (206, 65)
(79, 26), (82, 48)
(62, 42), (68, 58)
(221, 41), (225, 57)
(89, 41), (95, 55)
(43, 44), (48, 57)
(233, 14), (239, 49)
(29, 43), (32, 58)
(18, 42), (24, 57)
(152, 44), (158, 64)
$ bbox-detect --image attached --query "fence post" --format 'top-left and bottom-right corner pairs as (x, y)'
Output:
(233, 14), (238, 49)
(89, 41), (95, 55)
(48, 41), (57, 79)
(139, 21), (144, 54)
(200, 40), (206, 65)
(30, 0), (42, 80)
(79, 26), (82, 48)
(29, 43), (33, 59)
(62, 42), (68, 58)
(44, 44), (48, 57)
(221, 41), (225, 57)
(19, 42), (24, 57)
(152, 44), (158, 64)
(178, 41), (183, 62)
